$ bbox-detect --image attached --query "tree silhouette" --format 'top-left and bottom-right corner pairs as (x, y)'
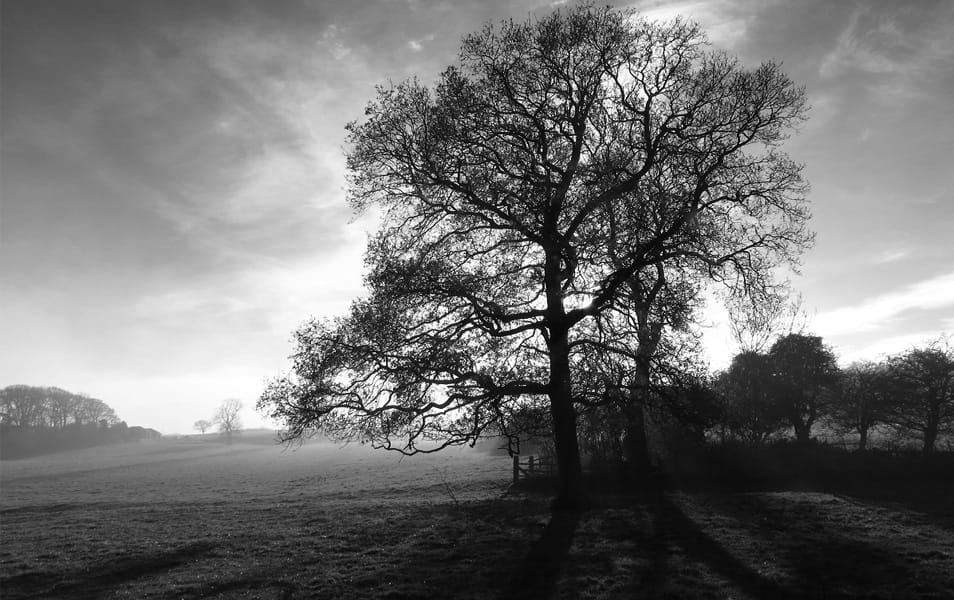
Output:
(829, 361), (893, 451)
(574, 261), (706, 470)
(214, 399), (243, 441)
(0, 385), (117, 429)
(260, 5), (811, 507)
(884, 338), (954, 454)
(0, 385), (150, 459)
(716, 351), (786, 444)
(768, 334), (840, 445)
(194, 419), (213, 437)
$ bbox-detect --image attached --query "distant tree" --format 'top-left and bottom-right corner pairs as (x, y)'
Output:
(829, 361), (894, 451)
(0, 385), (46, 427)
(716, 351), (787, 444)
(0, 385), (116, 430)
(194, 419), (213, 436)
(0, 385), (139, 459)
(884, 337), (954, 454)
(768, 333), (840, 444)
(214, 399), (243, 440)
(74, 395), (118, 426)
(44, 387), (77, 429)
(259, 5), (811, 507)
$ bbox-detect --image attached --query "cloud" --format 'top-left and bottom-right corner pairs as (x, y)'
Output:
(872, 248), (909, 265)
(818, 2), (954, 102)
(408, 34), (435, 52)
(835, 330), (946, 366)
(630, 0), (767, 48)
(132, 223), (367, 339)
(813, 271), (954, 336)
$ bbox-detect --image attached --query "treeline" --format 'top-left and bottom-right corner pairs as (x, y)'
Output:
(712, 334), (954, 454)
(573, 334), (953, 474)
(564, 333), (954, 491)
(0, 385), (161, 460)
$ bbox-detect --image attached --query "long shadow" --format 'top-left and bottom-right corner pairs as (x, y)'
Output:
(638, 493), (794, 599)
(1, 541), (216, 600)
(828, 481), (954, 532)
(498, 508), (582, 600)
(700, 490), (954, 599)
(788, 536), (920, 599)
(175, 576), (299, 600)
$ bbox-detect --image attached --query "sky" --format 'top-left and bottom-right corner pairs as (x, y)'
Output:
(2, 0), (952, 434)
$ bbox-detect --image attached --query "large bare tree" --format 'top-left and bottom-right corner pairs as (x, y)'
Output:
(259, 5), (811, 507)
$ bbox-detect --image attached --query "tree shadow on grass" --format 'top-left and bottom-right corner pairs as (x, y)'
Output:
(697, 491), (954, 599)
(638, 494), (794, 599)
(829, 481), (954, 532)
(1, 541), (217, 600)
(174, 576), (299, 600)
(787, 537), (919, 599)
(498, 508), (582, 600)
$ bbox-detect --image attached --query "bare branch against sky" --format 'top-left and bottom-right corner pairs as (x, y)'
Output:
(1, 0), (952, 434)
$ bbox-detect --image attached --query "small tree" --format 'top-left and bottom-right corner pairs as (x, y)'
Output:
(829, 361), (893, 451)
(194, 419), (213, 437)
(214, 399), (243, 441)
(884, 337), (954, 454)
(716, 351), (787, 444)
(768, 333), (840, 445)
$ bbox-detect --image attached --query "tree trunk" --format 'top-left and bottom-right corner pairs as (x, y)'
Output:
(857, 425), (868, 452)
(548, 329), (587, 509)
(627, 308), (660, 477)
(792, 419), (811, 445)
(923, 416), (939, 455)
(624, 402), (652, 473)
(625, 349), (654, 475)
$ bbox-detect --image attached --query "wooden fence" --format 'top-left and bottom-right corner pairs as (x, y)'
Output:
(512, 454), (556, 485)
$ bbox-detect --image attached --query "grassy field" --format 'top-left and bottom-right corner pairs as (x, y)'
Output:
(2, 438), (953, 599)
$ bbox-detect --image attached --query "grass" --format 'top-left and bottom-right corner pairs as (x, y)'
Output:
(2, 439), (953, 599)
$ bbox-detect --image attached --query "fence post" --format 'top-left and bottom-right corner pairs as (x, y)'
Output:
(513, 455), (519, 485)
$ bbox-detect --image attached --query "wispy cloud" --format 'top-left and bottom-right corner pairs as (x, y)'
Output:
(408, 34), (435, 52)
(631, 0), (766, 48)
(872, 248), (909, 265)
(818, 2), (954, 102)
(836, 329), (947, 366)
(814, 271), (954, 336)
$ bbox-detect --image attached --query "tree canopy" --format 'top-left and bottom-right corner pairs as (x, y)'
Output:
(0, 385), (118, 429)
(884, 338), (954, 453)
(829, 361), (893, 451)
(716, 350), (786, 444)
(768, 333), (840, 444)
(259, 5), (811, 507)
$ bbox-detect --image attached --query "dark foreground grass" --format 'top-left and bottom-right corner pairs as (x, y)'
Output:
(2, 442), (953, 599)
